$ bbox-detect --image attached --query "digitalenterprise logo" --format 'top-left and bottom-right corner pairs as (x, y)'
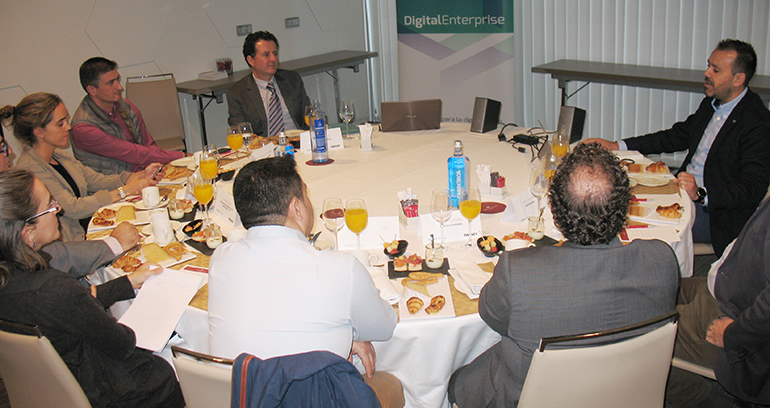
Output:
(403, 14), (506, 29)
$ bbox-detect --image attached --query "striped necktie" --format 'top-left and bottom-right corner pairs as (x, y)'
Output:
(266, 82), (285, 137)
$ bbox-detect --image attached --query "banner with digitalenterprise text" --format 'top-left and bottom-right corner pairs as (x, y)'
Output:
(397, 0), (515, 125)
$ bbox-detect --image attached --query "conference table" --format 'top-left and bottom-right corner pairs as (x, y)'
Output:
(93, 122), (694, 408)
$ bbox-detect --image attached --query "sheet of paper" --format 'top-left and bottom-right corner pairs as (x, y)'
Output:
(211, 188), (240, 228)
(118, 268), (205, 352)
(620, 226), (681, 243)
(418, 212), (481, 246)
(300, 128), (345, 153)
(337, 216), (400, 250)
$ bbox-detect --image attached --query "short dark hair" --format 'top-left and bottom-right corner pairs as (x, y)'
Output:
(548, 142), (631, 245)
(79, 57), (118, 91)
(242, 31), (279, 63)
(0, 169), (47, 288)
(716, 39), (757, 85)
(233, 156), (303, 228)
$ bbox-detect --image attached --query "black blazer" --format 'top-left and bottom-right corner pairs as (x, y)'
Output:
(624, 89), (770, 255)
(226, 69), (311, 137)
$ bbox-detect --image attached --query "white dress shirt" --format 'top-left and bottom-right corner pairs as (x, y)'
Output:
(208, 225), (397, 360)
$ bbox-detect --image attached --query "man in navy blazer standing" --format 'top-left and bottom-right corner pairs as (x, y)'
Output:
(447, 143), (679, 408)
(227, 31), (311, 137)
(585, 39), (770, 257)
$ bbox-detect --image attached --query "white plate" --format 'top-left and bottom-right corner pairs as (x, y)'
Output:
(87, 203), (150, 232)
(171, 156), (195, 167)
(632, 175), (669, 187)
(628, 202), (684, 226)
(397, 276), (456, 320)
(134, 198), (170, 211)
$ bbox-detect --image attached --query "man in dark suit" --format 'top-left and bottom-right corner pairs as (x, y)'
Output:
(447, 143), (680, 408)
(585, 39), (770, 257)
(668, 195), (770, 407)
(227, 31), (311, 137)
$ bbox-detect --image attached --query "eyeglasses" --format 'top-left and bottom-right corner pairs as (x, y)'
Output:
(0, 139), (8, 156)
(25, 197), (60, 224)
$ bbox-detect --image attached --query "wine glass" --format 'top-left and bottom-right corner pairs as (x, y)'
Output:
(458, 187), (481, 247)
(226, 126), (243, 160)
(529, 162), (549, 215)
(430, 189), (452, 247)
(551, 131), (569, 159)
(339, 100), (355, 138)
(238, 122), (254, 162)
(200, 144), (220, 180)
(344, 198), (368, 251)
(322, 197), (345, 250)
(188, 170), (216, 226)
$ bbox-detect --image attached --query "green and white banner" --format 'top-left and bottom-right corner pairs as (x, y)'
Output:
(397, 0), (515, 125)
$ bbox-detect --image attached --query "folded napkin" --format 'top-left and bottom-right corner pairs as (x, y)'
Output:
(366, 267), (401, 305)
(448, 259), (493, 299)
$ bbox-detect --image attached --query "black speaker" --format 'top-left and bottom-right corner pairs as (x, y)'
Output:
(470, 97), (501, 133)
(557, 106), (586, 143)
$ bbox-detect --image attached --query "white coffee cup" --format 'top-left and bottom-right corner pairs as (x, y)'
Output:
(142, 186), (160, 208)
(149, 209), (174, 245)
(193, 151), (202, 166)
(505, 238), (535, 251)
(350, 250), (378, 267)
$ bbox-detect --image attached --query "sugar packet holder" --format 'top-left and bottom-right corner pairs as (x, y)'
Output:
(476, 164), (507, 199)
(397, 188), (419, 230)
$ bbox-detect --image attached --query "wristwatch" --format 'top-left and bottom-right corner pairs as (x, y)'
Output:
(695, 187), (707, 204)
(117, 186), (127, 200)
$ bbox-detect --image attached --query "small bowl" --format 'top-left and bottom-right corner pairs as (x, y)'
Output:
(218, 170), (235, 181)
(383, 240), (408, 259)
(182, 219), (204, 236)
(477, 236), (504, 257)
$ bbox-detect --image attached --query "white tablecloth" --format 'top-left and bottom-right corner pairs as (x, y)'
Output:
(110, 123), (694, 408)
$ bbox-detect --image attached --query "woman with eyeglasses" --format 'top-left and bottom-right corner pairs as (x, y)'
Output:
(0, 93), (163, 241)
(0, 169), (184, 408)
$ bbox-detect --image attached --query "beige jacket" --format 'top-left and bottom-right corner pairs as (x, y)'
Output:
(16, 148), (129, 241)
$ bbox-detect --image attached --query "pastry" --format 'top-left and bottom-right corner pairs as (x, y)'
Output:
(406, 297), (424, 314)
(92, 217), (114, 227)
(646, 161), (669, 174)
(408, 272), (443, 280)
(393, 255), (408, 272)
(163, 242), (185, 261)
(402, 280), (431, 297)
(115, 206), (136, 223)
(628, 205), (649, 217)
(627, 163), (646, 173)
(407, 254), (423, 271)
(425, 295), (446, 314)
(98, 208), (117, 219)
(143, 242), (171, 263)
(656, 203), (683, 219)
(113, 255), (142, 272)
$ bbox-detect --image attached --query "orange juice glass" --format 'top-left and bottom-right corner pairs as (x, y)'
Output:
(345, 208), (368, 234)
(227, 133), (243, 151)
(200, 159), (218, 180)
(459, 199), (482, 220)
(193, 184), (214, 206)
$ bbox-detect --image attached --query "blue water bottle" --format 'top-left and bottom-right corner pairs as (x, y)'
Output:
(309, 100), (329, 163)
(448, 140), (470, 208)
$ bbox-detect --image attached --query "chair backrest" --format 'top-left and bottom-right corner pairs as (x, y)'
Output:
(125, 74), (187, 152)
(0, 319), (91, 408)
(171, 345), (233, 408)
(518, 311), (679, 408)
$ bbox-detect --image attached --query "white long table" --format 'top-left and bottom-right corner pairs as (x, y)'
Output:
(168, 122), (694, 408)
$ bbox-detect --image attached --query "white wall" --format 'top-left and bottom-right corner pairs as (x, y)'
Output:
(514, 0), (770, 153)
(0, 0), (372, 158)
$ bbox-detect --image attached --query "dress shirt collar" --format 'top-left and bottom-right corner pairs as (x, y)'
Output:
(246, 224), (308, 242)
(711, 87), (747, 115)
(253, 74), (276, 91)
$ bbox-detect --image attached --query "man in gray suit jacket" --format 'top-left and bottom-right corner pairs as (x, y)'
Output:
(227, 31), (311, 137)
(448, 143), (680, 408)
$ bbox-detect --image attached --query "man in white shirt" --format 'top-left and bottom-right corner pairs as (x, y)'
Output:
(207, 156), (403, 407)
(584, 39), (770, 257)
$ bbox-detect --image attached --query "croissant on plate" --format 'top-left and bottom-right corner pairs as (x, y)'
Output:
(656, 203), (683, 219)
(425, 295), (446, 315)
(646, 161), (669, 174)
(406, 297), (424, 314)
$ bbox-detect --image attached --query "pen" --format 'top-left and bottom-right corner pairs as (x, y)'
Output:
(152, 166), (162, 180)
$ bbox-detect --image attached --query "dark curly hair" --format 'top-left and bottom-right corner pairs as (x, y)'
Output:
(242, 31), (279, 64)
(548, 142), (631, 245)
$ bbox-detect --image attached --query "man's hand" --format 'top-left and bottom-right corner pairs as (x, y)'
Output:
(126, 263), (163, 289)
(706, 316), (734, 348)
(349, 341), (376, 379)
(110, 222), (141, 252)
(674, 172), (699, 201)
(581, 138), (619, 150)
(144, 163), (165, 181)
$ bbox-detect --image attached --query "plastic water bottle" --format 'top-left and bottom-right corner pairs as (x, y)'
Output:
(309, 100), (329, 163)
(447, 140), (470, 208)
(277, 131), (294, 157)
